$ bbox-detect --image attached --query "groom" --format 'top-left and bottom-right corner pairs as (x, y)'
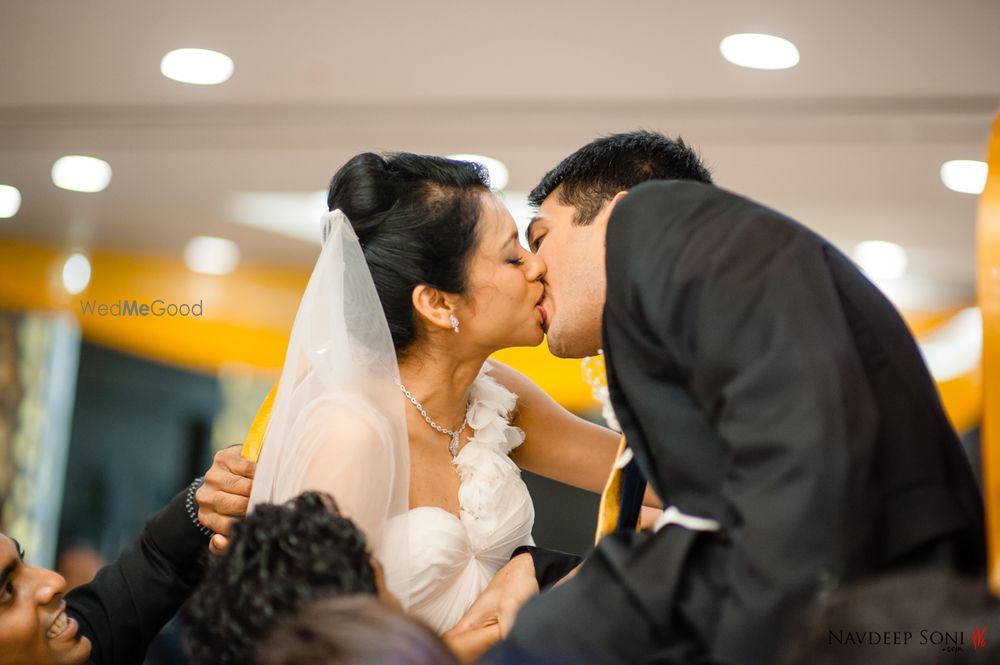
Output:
(479, 131), (986, 664)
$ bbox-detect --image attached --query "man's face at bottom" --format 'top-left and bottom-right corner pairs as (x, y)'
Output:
(0, 534), (91, 665)
(528, 186), (612, 359)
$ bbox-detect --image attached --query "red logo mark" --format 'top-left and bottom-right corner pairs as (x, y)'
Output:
(971, 626), (987, 650)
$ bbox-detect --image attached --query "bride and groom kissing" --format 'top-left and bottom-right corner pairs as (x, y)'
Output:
(195, 130), (985, 664)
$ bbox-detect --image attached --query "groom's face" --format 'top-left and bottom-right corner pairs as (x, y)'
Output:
(527, 186), (612, 359)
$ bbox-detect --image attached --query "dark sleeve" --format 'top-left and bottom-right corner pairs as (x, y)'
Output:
(66, 480), (211, 665)
(511, 546), (582, 590)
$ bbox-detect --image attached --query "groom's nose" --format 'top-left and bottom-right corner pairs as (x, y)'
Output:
(524, 252), (547, 282)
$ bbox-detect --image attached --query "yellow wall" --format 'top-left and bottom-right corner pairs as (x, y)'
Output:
(0, 240), (305, 374)
(0, 235), (984, 422)
(0, 239), (599, 409)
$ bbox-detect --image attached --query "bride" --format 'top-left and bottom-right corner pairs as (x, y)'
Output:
(198, 152), (657, 657)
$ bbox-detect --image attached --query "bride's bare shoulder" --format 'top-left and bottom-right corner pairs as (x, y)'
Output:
(482, 359), (530, 395)
(482, 359), (567, 419)
(299, 395), (387, 451)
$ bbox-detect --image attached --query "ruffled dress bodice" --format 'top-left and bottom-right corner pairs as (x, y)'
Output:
(383, 367), (535, 634)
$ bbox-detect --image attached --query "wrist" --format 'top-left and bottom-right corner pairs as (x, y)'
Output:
(185, 477), (215, 537)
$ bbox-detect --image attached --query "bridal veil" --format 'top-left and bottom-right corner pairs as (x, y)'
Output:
(248, 209), (411, 606)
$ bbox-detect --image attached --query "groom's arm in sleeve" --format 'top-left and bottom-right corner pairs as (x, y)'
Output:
(66, 479), (212, 665)
(510, 546), (581, 589)
(483, 181), (879, 665)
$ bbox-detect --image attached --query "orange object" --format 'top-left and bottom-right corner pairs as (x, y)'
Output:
(976, 109), (1000, 594)
(595, 435), (633, 543)
(240, 382), (278, 462)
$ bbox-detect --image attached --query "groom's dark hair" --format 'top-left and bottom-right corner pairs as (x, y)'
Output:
(183, 492), (377, 665)
(528, 130), (713, 225)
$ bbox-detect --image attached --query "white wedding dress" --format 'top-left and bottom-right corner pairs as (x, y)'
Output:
(383, 366), (536, 634)
(248, 210), (535, 636)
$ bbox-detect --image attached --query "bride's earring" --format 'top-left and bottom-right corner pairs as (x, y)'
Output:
(449, 314), (460, 334)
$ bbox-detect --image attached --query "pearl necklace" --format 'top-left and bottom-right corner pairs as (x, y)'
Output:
(396, 382), (468, 458)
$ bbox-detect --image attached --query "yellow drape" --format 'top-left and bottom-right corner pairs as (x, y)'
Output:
(976, 109), (1000, 594)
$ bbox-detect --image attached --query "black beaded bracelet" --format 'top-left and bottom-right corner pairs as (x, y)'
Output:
(185, 476), (215, 538)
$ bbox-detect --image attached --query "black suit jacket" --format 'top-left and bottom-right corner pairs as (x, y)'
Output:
(485, 181), (985, 665)
(67, 484), (210, 665)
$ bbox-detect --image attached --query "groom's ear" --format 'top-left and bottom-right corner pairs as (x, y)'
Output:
(606, 190), (629, 217)
(592, 190), (630, 228)
(411, 285), (456, 332)
(592, 190), (630, 253)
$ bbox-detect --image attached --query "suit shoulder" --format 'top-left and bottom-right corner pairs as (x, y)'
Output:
(613, 180), (711, 221)
(612, 180), (814, 249)
(607, 180), (733, 257)
(609, 181), (738, 240)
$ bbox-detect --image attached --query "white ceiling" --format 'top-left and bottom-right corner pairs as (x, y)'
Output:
(1, 0), (998, 308)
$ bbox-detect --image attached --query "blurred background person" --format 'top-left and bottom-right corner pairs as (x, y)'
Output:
(255, 595), (460, 665)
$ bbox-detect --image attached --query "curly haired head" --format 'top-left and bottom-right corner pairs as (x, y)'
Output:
(182, 492), (377, 665)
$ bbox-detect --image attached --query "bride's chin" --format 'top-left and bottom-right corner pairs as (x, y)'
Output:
(524, 327), (546, 346)
(500, 329), (543, 349)
(499, 318), (545, 347)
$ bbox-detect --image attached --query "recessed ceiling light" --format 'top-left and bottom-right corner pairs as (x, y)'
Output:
(940, 160), (988, 195)
(447, 154), (510, 190)
(0, 184), (21, 218)
(161, 48), (234, 85)
(720, 33), (800, 70)
(184, 236), (241, 275)
(226, 191), (327, 244)
(51, 156), (112, 193)
(62, 253), (92, 294)
(853, 240), (908, 280)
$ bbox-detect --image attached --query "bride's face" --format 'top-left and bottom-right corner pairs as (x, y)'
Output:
(453, 193), (546, 352)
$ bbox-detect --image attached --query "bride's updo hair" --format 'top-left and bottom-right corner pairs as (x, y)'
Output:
(327, 152), (492, 353)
